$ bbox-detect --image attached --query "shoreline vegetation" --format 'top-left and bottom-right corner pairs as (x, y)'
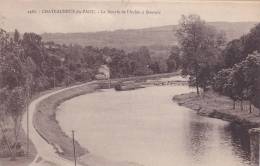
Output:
(32, 72), (257, 166)
(0, 13), (259, 166)
(32, 73), (178, 165)
(0, 72), (258, 166)
(173, 91), (260, 129)
(34, 84), (96, 158)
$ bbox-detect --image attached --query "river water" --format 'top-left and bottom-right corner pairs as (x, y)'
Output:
(57, 80), (251, 166)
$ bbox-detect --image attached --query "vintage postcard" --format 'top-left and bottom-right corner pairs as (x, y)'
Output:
(0, 1), (260, 166)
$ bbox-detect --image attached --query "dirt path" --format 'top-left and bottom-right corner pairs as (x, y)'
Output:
(21, 82), (96, 166)
(21, 73), (180, 166)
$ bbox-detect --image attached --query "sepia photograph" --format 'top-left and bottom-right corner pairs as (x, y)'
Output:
(0, 1), (260, 166)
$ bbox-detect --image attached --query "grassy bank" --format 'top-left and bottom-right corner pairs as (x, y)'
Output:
(173, 90), (260, 129)
(33, 72), (179, 162)
(34, 83), (99, 160)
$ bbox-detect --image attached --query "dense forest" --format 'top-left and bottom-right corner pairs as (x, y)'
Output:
(0, 14), (259, 161)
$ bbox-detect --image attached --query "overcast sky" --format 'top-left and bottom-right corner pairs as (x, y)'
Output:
(0, 0), (260, 33)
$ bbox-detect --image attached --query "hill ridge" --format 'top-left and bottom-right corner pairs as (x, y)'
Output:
(41, 21), (258, 58)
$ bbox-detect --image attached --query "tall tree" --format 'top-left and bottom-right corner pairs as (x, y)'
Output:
(214, 68), (240, 109)
(222, 39), (245, 68)
(176, 14), (225, 95)
(167, 46), (181, 72)
(13, 29), (20, 44)
(243, 23), (260, 55)
(0, 88), (13, 157)
(7, 87), (25, 160)
(241, 51), (260, 112)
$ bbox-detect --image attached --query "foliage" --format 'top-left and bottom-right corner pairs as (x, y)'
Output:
(0, 17), (259, 160)
(213, 23), (260, 110)
(0, 27), (158, 159)
(174, 15), (260, 110)
(109, 46), (153, 78)
(222, 23), (260, 69)
(166, 46), (181, 72)
(214, 51), (260, 111)
(222, 39), (245, 68)
(243, 23), (260, 55)
(175, 14), (226, 94)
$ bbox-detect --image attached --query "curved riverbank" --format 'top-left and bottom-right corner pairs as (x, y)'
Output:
(57, 82), (253, 166)
(33, 82), (99, 159)
(31, 72), (179, 165)
(173, 91), (260, 129)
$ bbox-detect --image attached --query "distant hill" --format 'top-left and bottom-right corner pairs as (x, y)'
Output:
(41, 22), (258, 58)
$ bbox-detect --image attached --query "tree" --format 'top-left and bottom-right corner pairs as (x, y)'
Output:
(222, 39), (245, 68)
(0, 88), (14, 157)
(7, 87), (25, 160)
(108, 46), (153, 77)
(243, 23), (260, 56)
(253, 65), (260, 109)
(222, 23), (260, 69)
(176, 14), (225, 95)
(214, 51), (260, 112)
(13, 29), (20, 44)
(214, 68), (241, 109)
(167, 46), (181, 72)
(217, 23), (260, 110)
(157, 60), (168, 73)
(0, 28), (9, 53)
(150, 61), (160, 73)
(22, 33), (46, 88)
(241, 51), (260, 113)
(223, 70), (238, 109)
(0, 32), (26, 89)
(22, 33), (43, 66)
(0, 29), (36, 159)
(108, 49), (129, 78)
(231, 63), (248, 110)
(129, 46), (153, 76)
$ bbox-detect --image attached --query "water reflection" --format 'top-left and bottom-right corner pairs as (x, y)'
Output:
(223, 124), (251, 161)
(185, 120), (211, 161)
(57, 85), (251, 166)
(183, 110), (251, 166)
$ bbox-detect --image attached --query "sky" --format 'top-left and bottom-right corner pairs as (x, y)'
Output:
(0, 0), (260, 33)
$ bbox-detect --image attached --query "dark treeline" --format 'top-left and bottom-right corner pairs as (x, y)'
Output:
(167, 14), (260, 112)
(0, 14), (260, 160)
(0, 28), (163, 159)
(1, 29), (164, 92)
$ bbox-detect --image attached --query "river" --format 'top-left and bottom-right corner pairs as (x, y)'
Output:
(56, 80), (251, 166)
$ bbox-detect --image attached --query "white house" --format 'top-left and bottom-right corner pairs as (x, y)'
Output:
(95, 65), (110, 80)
